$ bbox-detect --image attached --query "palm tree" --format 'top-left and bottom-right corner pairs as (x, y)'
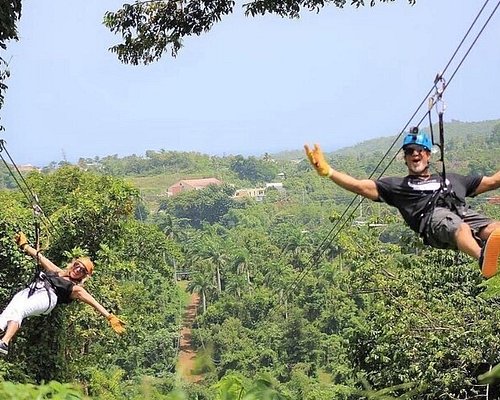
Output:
(230, 249), (252, 286)
(198, 227), (228, 294)
(279, 229), (312, 270)
(225, 274), (247, 298)
(187, 270), (214, 313)
(203, 243), (226, 294)
(153, 211), (189, 241)
(184, 225), (229, 295)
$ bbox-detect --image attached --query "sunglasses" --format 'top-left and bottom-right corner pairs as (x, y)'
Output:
(403, 145), (426, 156)
(73, 262), (89, 275)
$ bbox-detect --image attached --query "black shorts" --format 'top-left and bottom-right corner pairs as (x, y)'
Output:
(423, 207), (493, 249)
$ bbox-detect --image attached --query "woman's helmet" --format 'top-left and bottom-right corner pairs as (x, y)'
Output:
(402, 128), (432, 151)
(76, 257), (94, 276)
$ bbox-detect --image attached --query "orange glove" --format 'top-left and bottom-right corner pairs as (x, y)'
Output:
(107, 314), (126, 334)
(15, 232), (28, 249)
(304, 144), (332, 177)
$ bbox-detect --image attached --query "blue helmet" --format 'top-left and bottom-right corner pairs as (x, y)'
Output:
(402, 130), (432, 151)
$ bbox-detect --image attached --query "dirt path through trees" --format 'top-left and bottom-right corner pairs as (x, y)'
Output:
(176, 291), (202, 383)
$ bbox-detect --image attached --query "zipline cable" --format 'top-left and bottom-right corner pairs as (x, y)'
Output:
(414, 0), (500, 129)
(0, 140), (37, 208)
(0, 139), (59, 238)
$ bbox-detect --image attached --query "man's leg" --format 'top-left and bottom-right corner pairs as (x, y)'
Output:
(455, 222), (482, 259)
(478, 221), (500, 241)
(479, 222), (500, 278)
(430, 209), (500, 277)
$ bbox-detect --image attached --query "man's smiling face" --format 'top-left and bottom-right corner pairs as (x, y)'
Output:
(403, 145), (431, 176)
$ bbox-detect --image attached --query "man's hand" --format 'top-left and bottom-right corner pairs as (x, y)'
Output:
(107, 314), (126, 335)
(15, 232), (28, 249)
(304, 144), (332, 177)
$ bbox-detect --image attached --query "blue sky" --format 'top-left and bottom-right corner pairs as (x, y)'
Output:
(2, 0), (500, 165)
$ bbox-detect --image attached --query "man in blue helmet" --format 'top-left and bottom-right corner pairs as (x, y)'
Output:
(304, 129), (500, 278)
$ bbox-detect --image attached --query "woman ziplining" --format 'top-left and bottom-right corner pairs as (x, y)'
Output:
(305, 129), (500, 277)
(0, 232), (126, 356)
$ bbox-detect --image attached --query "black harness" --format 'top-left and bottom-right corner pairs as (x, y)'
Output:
(418, 177), (469, 245)
(27, 272), (57, 314)
(27, 271), (75, 314)
(417, 76), (469, 243)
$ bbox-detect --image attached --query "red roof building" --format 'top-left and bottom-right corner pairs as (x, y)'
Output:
(167, 178), (222, 197)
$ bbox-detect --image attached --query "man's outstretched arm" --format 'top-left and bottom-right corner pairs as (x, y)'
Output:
(304, 144), (379, 201)
(475, 170), (500, 195)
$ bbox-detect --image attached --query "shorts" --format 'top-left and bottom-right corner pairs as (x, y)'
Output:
(423, 207), (493, 250)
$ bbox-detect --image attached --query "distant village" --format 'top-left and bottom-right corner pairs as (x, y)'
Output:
(16, 164), (287, 202)
(16, 164), (500, 205)
(166, 177), (285, 201)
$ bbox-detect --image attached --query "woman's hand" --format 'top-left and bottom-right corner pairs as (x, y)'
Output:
(15, 232), (28, 250)
(107, 314), (126, 334)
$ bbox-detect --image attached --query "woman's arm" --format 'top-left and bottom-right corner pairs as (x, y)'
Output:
(71, 286), (126, 334)
(21, 243), (63, 274)
(70, 285), (110, 318)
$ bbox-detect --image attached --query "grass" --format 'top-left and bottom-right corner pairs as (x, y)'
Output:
(125, 173), (183, 211)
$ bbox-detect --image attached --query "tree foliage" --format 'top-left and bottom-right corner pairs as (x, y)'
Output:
(0, 1), (21, 49)
(104, 0), (416, 65)
(230, 155), (279, 184)
(0, 0), (22, 125)
(159, 184), (238, 228)
(0, 119), (499, 398)
(0, 167), (183, 391)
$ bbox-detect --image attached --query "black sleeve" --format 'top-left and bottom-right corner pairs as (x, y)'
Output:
(375, 177), (396, 205)
(465, 175), (483, 197)
(450, 173), (483, 197)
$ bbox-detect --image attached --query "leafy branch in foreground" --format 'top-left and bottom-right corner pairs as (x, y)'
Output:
(104, 0), (416, 65)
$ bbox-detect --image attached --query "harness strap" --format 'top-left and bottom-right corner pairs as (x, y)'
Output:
(418, 73), (465, 241)
(27, 195), (46, 298)
(418, 177), (468, 245)
(428, 73), (447, 184)
(27, 272), (55, 314)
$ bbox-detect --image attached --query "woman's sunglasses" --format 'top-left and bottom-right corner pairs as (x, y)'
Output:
(73, 262), (89, 275)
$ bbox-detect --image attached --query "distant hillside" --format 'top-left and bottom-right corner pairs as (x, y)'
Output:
(269, 149), (304, 161)
(334, 119), (500, 156)
(3, 118), (497, 199)
(270, 119), (500, 162)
